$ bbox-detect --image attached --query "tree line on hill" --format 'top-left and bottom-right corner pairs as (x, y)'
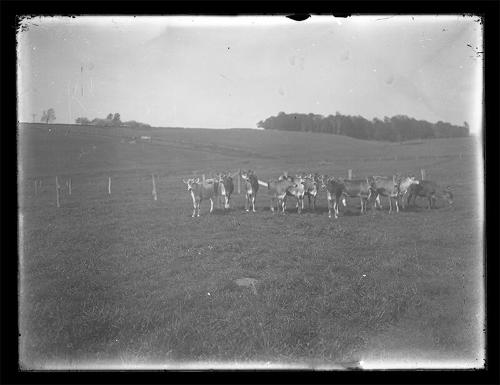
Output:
(257, 112), (469, 142)
(75, 113), (151, 129)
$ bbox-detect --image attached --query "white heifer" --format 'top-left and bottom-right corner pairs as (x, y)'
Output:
(182, 177), (219, 217)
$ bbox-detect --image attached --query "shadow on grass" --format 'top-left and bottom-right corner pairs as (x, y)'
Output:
(185, 204), (441, 218)
(401, 205), (439, 213)
(210, 208), (235, 216)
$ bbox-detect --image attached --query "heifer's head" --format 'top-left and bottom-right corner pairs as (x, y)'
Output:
(182, 177), (200, 191)
(240, 170), (249, 181)
(318, 174), (330, 190)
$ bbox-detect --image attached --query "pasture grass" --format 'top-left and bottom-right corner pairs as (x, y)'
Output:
(18, 124), (484, 368)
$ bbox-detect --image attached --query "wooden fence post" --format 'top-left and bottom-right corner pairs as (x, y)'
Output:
(420, 169), (426, 181)
(68, 178), (72, 196)
(55, 176), (60, 208)
(202, 174), (205, 183)
(34, 180), (38, 195)
(237, 169), (241, 194)
(152, 173), (157, 201)
(108, 176), (111, 195)
(348, 169), (352, 180)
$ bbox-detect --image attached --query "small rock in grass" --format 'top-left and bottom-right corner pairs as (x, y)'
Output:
(235, 277), (258, 295)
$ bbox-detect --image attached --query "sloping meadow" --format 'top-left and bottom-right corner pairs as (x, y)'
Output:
(18, 124), (484, 368)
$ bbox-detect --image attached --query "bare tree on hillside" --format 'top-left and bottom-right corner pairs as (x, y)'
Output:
(112, 113), (121, 126)
(40, 108), (56, 124)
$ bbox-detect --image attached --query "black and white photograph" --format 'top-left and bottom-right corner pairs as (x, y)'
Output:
(17, 14), (485, 370)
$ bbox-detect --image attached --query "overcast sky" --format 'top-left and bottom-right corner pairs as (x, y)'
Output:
(17, 15), (483, 134)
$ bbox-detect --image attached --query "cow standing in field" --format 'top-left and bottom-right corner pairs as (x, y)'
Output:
(265, 178), (296, 214)
(298, 173), (319, 211)
(240, 170), (259, 212)
(405, 180), (453, 209)
(368, 175), (402, 213)
(319, 175), (347, 219)
(397, 175), (420, 209)
(341, 178), (373, 214)
(285, 177), (306, 214)
(369, 175), (420, 212)
(216, 173), (234, 209)
(182, 177), (219, 217)
(278, 174), (305, 214)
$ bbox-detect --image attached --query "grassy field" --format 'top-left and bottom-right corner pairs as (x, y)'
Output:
(18, 123), (484, 369)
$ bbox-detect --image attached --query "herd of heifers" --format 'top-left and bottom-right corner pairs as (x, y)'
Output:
(182, 170), (454, 219)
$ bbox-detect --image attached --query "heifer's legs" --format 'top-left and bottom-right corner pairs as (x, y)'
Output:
(327, 192), (332, 219)
(245, 194), (250, 212)
(209, 198), (214, 213)
(333, 198), (339, 219)
(251, 194), (256, 212)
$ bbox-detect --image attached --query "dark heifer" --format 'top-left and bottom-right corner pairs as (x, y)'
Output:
(397, 175), (420, 209)
(319, 175), (347, 219)
(406, 180), (453, 209)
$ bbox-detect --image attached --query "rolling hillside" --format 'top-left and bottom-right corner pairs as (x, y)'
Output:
(18, 123), (484, 369)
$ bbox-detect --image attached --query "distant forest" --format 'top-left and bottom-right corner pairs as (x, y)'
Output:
(257, 112), (469, 142)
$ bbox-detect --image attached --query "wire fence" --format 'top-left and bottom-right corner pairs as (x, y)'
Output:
(20, 123), (476, 209)
(21, 157), (472, 210)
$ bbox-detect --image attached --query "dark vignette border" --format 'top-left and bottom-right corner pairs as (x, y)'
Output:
(1, 1), (498, 385)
